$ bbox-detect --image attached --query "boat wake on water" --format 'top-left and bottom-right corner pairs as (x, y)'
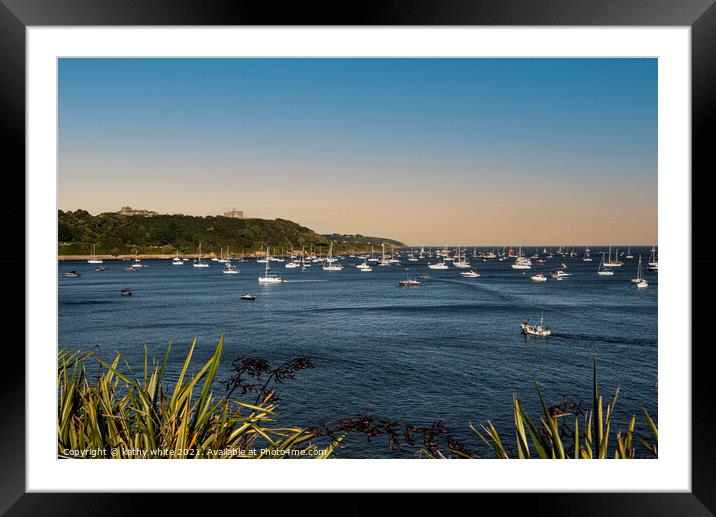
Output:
(548, 332), (657, 347)
(427, 278), (514, 302)
(280, 279), (328, 283)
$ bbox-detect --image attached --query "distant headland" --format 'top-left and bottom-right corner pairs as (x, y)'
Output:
(58, 208), (405, 258)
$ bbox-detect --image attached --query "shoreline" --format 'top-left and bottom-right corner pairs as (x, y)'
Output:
(59, 254), (237, 261)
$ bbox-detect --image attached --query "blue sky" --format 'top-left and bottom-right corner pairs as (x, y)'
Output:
(58, 58), (657, 245)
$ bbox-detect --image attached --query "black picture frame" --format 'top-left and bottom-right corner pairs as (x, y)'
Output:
(3, 0), (712, 514)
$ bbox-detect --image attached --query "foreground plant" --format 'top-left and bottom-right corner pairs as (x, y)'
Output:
(460, 357), (658, 459)
(58, 336), (342, 459)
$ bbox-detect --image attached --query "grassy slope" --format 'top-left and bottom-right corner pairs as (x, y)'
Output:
(58, 210), (403, 256)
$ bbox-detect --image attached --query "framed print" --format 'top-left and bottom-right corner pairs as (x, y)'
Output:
(4, 0), (713, 513)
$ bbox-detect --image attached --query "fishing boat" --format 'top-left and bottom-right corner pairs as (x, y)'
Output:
(193, 243), (210, 268)
(87, 244), (103, 264)
(258, 247), (282, 284)
(597, 252), (614, 276)
(240, 293), (256, 301)
(63, 271), (80, 278)
(632, 255), (648, 288)
(398, 272), (422, 287)
(521, 313), (552, 337)
(530, 273), (548, 282)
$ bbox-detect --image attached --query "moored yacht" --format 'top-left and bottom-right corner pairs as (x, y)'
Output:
(258, 247), (282, 284)
(603, 244), (623, 267)
(530, 273), (548, 282)
(597, 252), (614, 276)
(632, 255), (648, 288)
(193, 243), (210, 268)
(87, 244), (103, 264)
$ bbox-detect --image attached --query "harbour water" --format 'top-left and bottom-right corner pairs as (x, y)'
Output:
(58, 247), (658, 458)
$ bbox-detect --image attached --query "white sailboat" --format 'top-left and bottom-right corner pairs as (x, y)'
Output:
(87, 244), (103, 264)
(582, 245), (592, 262)
(597, 252), (614, 276)
(603, 244), (623, 267)
(378, 243), (391, 267)
(193, 243), (210, 268)
(172, 256), (183, 265)
(632, 255), (648, 287)
(453, 245), (471, 269)
(131, 250), (144, 268)
(322, 242), (343, 271)
(647, 245), (658, 271)
(258, 247), (282, 283)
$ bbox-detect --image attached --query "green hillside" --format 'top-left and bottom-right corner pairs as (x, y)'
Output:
(58, 210), (402, 256)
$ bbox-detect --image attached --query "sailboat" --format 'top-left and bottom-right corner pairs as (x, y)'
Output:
(221, 248), (238, 274)
(193, 243), (210, 268)
(582, 245), (592, 262)
(259, 247), (282, 283)
(625, 246), (634, 259)
(172, 256), (184, 265)
(378, 244), (391, 267)
(597, 252), (614, 276)
(632, 255), (648, 288)
(87, 244), (103, 264)
(647, 245), (658, 271)
(322, 242), (343, 271)
(131, 250), (144, 268)
(603, 244), (623, 267)
(453, 245), (471, 269)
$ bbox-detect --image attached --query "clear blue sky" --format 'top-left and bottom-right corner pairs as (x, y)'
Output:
(59, 58), (657, 245)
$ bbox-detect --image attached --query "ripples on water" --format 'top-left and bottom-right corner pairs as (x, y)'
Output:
(58, 249), (658, 458)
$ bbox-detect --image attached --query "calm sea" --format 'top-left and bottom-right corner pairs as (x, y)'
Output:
(58, 247), (658, 458)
